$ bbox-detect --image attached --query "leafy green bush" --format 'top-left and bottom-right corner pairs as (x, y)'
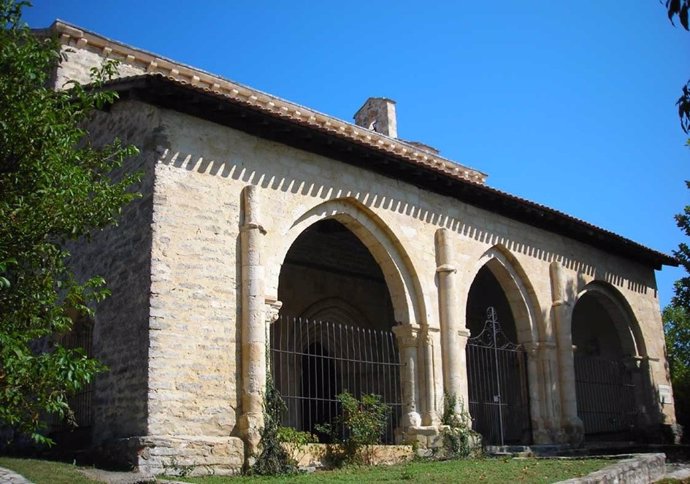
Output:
(249, 375), (296, 475)
(277, 426), (317, 465)
(316, 392), (390, 465)
(439, 392), (481, 458)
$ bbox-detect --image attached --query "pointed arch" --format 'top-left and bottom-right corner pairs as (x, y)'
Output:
(299, 297), (372, 328)
(268, 197), (427, 327)
(465, 244), (542, 344)
(574, 281), (646, 357)
(571, 280), (648, 439)
(464, 244), (539, 445)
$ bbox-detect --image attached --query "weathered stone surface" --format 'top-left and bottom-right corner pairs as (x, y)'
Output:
(556, 453), (666, 484)
(96, 436), (244, 476)
(67, 101), (162, 444)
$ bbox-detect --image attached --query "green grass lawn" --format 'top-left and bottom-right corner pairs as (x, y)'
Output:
(0, 456), (102, 484)
(175, 457), (611, 483)
(0, 455), (618, 484)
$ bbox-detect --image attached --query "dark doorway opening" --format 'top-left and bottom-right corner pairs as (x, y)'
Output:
(465, 265), (531, 445)
(301, 343), (340, 441)
(573, 290), (638, 440)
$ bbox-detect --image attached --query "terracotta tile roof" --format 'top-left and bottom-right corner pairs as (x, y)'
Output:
(45, 20), (486, 185)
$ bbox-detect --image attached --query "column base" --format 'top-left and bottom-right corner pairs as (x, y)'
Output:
(238, 411), (264, 465)
(405, 425), (444, 455)
(558, 417), (584, 446)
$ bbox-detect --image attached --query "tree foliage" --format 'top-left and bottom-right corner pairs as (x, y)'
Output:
(667, 0), (689, 30)
(0, 0), (139, 443)
(666, 1), (690, 135)
(664, 306), (690, 382)
(663, 305), (690, 435)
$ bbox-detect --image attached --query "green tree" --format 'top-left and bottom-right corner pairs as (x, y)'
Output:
(0, 1), (139, 444)
(663, 0), (690, 440)
(666, 0), (690, 136)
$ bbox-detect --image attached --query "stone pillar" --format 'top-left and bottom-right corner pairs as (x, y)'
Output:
(540, 340), (563, 442)
(549, 261), (583, 445)
(392, 325), (422, 433)
(422, 327), (441, 426)
(239, 185), (267, 459)
(435, 228), (470, 417)
(523, 341), (554, 444)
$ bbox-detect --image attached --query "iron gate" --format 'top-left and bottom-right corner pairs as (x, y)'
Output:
(467, 307), (531, 445)
(574, 354), (637, 437)
(270, 315), (402, 443)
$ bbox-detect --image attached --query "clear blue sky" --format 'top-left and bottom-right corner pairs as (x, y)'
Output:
(24, 1), (690, 309)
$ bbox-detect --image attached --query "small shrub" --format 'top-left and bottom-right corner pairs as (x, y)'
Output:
(438, 392), (481, 459)
(277, 426), (317, 466)
(249, 375), (296, 475)
(316, 391), (390, 465)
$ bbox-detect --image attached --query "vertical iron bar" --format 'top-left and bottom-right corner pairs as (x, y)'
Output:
(318, 320), (324, 433)
(490, 309), (505, 446)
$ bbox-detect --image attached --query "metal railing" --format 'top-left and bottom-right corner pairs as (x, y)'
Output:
(574, 354), (637, 437)
(270, 315), (402, 443)
(466, 307), (531, 445)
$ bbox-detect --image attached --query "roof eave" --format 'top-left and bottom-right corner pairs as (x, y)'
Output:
(103, 75), (678, 270)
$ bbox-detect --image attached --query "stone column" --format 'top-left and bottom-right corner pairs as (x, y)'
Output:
(540, 340), (562, 442)
(523, 341), (554, 444)
(435, 228), (470, 417)
(239, 185), (267, 458)
(549, 261), (583, 444)
(392, 325), (422, 432)
(421, 327), (441, 426)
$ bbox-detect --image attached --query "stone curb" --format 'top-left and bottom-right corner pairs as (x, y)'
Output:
(0, 466), (33, 484)
(556, 453), (666, 484)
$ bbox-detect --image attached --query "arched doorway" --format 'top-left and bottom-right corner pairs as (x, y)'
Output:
(465, 264), (532, 445)
(271, 218), (401, 442)
(572, 284), (642, 440)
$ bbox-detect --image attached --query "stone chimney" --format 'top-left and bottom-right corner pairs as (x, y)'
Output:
(354, 97), (397, 138)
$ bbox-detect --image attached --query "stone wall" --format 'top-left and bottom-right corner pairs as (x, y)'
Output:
(152, 106), (676, 441)
(67, 100), (160, 444)
(54, 43), (146, 88)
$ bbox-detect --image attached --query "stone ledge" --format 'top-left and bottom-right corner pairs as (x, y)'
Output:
(288, 443), (414, 469)
(95, 435), (244, 477)
(555, 453), (666, 484)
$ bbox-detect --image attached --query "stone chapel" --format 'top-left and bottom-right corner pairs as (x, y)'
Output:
(39, 20), (680, 475)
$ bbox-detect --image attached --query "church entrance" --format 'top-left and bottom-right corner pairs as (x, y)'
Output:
(572, 289), (639, 440)
(271, 219), (402, 443)
(465, 265), (531, 445)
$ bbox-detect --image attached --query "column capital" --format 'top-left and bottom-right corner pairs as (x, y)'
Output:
(622, 354), (652, 370)
(392, 324), (421, 348)
(421, 326), (440, 345)
(524, 341), (557, 351)
(265, 297), (282, 324)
